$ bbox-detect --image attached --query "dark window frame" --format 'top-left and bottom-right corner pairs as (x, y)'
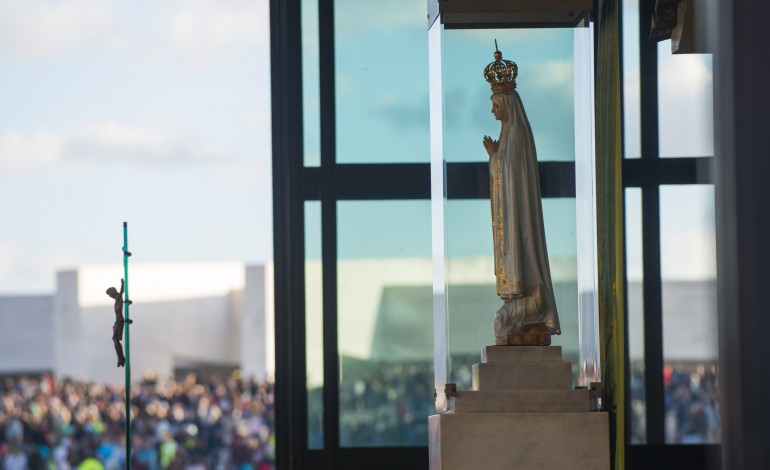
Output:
(621, 0), (720, 467)
(272, 0), (723, 467)
(273, 1), (576, 468)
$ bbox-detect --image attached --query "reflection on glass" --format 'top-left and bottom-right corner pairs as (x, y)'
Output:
(305, 201), (323, 448)
(334, 0), (429, 163)
(657, 43), (714, 158)
(574, 25), (598, 386)
(303, 0), (321, 166)
(662, 361), (720, 444)
(443, 28), (575, 162)
(660, 185), (719, 444)
(428, 18), (449, 414)
(622, 0), (641, 158)
(443, 199), (578, 390)
(337, 201), (434, 447)
(625, 188), (646, 443)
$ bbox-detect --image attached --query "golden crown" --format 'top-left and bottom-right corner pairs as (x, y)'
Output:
(483, 41), (518, 94)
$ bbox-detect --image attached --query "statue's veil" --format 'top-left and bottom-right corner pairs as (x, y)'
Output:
(489, 90), (561, 339)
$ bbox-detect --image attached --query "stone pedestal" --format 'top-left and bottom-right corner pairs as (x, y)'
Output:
(429, 346), (610, 470)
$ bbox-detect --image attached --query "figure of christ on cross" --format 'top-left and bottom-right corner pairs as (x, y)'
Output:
(105, 279), (133, 367)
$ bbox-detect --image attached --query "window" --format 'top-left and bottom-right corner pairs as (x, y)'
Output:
(622, 0), (719, 454)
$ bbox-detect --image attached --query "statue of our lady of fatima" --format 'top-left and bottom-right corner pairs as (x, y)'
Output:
(481, 44), (562, 346)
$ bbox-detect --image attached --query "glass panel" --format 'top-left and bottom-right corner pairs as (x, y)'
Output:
(334, 0), (429, 163)
(574, 25), (599, 387)
(444, 199), (579, 390)
(303, 0), (321, 166)
(337, 201), (434, 446)
(625, 188), (646, 444)
(442, 29), (575, 162)
(623, 0), (641, 158)
(305, 201), (323, 448)
(659, 185), (719, 444)
(428, 19), (449, 414)
(443, 200), (494, 391)
(657, 43), (714, 158)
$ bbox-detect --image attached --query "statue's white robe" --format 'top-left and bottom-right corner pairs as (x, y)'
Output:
(490, 91), (561, 341)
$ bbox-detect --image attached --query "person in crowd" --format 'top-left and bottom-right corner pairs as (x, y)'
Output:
(0, 373), (276, 469)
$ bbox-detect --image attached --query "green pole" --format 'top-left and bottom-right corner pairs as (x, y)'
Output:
(123, 221), (131, 470)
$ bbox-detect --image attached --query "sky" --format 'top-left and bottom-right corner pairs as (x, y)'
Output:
(0, 0), (272, 293)
(0, 0), (716, 295)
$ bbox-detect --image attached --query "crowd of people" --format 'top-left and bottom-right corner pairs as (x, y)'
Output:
(336, 361), (434, 447)
(0, 373), (275, 469)
(629, 361), (720, 444)
(331, 357), (721, 447)
(328, 355), (580, 447)
(1, 359), (721, 468)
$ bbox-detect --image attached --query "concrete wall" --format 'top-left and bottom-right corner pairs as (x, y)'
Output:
(627, 280), (718, 362)
(53, 270), (81, 379)
(241, 265), (269, 380)
(0, 295), (54, 373)
(68, 295), (241, 382)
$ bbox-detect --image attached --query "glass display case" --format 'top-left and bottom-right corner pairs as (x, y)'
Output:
(427, 0), (599, 413)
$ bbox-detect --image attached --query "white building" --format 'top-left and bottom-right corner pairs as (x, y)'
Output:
(0, 262), (274, 382)
(0, 258), (717, 384)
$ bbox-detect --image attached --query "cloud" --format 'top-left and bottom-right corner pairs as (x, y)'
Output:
(244, 110), (271, 127)
(524, 59), (573, 90)
(0, 240), (19, 289)
(659, 52), (712, 93)
(657, 50), (714, 156)
(164, 0), (269, 68)
(0, 0), (121, 56)
(63, 122), (232, 165)
(0, 0), (269, 68)
(0, 131), (60, 171)
(623, 73), (642, 157)
(0, 240), (72, 294)
(661, 231), (717, 281)
(0, 238), (93, 294)
(0, 122), (233, 171)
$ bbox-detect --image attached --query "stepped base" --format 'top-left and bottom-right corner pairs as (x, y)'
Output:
(429, 412), (610, 470)
(453, 389), (590, 413)
(481, 345), (563, 363)
(472, 362), (572, 390)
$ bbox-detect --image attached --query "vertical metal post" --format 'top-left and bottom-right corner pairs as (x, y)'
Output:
(319, 0), (339, 466)
(271, 0), (307, 467)
(638, 0), (665, 445)
(123, 221), (131, 469)
(715, 1), (770, 467)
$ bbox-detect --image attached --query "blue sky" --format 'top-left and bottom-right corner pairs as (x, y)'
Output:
(0, 0), (272, 293)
